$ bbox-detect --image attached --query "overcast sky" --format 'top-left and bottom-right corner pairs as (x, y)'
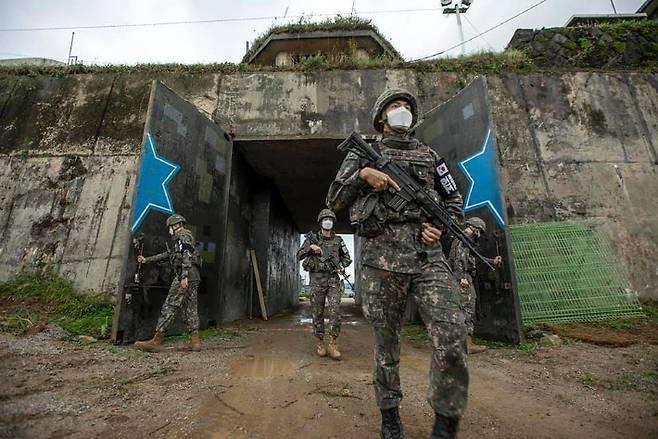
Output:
(0, 0), (648, 65)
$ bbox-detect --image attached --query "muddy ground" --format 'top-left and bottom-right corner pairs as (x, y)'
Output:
(1, 299), (657, 439)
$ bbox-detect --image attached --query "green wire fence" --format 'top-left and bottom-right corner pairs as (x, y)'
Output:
(509, 221), (643, 324)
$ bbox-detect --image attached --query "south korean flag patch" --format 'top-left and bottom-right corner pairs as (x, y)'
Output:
(436, 158), (458, 197)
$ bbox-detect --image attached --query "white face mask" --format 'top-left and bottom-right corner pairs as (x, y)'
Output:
(169, 226), (175, 236)
(321, 219), (333, 230)
(386, 106), (413, 132)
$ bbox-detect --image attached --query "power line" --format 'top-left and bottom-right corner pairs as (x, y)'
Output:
(0, 7), (445, 32)
(462, 14), (495, 52)
(410, 0), (551, 61)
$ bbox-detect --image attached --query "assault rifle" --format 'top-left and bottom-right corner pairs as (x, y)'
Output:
(307, 234), (354, 290)
(337, 131), (495, 271)
(132, 233), (144, 284)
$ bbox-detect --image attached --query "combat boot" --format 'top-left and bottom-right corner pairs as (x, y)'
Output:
(467, 336), (488, 354)
(431, 413), (459, 439)
(134, 331), (164, 353)
(315, 336), (327, 357)
(180, 330), (201, 352)
(381, 407), (405, 439)
(326, 336), (341, 360)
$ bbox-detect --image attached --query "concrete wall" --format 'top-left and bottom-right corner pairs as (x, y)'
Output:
(0, 74), (147, 298)
(249, 180), (299, 317)
(488, 73), (658, 301)
(1, 69), (657, 303)
(265, 189), (300, 314)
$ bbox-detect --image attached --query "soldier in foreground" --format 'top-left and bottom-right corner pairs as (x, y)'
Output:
(134, 214), (202, 353)
(327, 89), (467, 439)
(448, 217), (503, 354)
(297, 209), (352, 360)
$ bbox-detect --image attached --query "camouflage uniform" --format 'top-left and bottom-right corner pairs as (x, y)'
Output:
(297, 231), (352, 339)
(326, 89), (468, 419)
(144, 227), (201, 333)
(448, 239), (477, 336)
(448, 220), (497, 336)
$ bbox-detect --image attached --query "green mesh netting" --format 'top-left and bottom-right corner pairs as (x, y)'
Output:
(509, 221), (643, 324)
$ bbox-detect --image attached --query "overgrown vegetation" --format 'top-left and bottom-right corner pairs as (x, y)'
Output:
(512, 19), (658, 71)
(242, 15), (402, 63)
(0, 49), (535, 78)
(0, 273), (113, 338)
(545, 303), (658, 346)
(2, 17), (655, 79)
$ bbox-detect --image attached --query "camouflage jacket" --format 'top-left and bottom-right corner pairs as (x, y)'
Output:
(326, 135), (463, 274)
(448, 237), (496, 280)
(143, 227), (200, 281)
(297, 231), (351, 273)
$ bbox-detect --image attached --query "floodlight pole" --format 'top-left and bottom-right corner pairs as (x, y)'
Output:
(442, 1), (471, 56)
(455, 6), (465, 55)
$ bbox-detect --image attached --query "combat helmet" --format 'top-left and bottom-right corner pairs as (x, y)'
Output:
(166, 214), (186, 227)
(317, 209), (336, 223)
(466, 217), (486, 232)
(371, 88), (420, 133)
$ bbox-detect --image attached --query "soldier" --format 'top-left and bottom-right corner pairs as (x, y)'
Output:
(134, 214), (202, 353)
(448, 217), (503, 354)
(327, 89), (467, 439)
(297, 209), (352, 360)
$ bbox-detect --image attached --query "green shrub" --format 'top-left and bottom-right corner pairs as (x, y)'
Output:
(0, 273), (113, 338)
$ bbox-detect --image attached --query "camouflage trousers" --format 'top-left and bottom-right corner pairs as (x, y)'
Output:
(360, 263), (469, 418)
(309, 272), (343, 339)
(460, 274), (476, 336)
(155, 277), (200, 333)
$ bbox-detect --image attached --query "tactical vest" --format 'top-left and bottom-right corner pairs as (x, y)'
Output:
(302, 232), (342, 273)
(350, 140), (440, 237)
(169, 229), (201, 270)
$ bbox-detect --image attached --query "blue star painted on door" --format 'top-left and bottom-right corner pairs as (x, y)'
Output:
(130, 131), (180, 233)
(457, 129), (505, 228)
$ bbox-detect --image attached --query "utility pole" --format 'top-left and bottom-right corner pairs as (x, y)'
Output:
(610, 0), (617, 14)
(441, 0), (474, 56)
(67, 31), (75, 65)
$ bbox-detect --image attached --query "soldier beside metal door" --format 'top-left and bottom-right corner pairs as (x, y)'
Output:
(134, 214), (203, 353)
(448, 217), (503, 355)
(326, 88), (468, 439)
(297, 209), (352, 360)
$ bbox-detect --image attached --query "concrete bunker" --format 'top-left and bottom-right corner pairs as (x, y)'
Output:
(112, 77), (526, 344)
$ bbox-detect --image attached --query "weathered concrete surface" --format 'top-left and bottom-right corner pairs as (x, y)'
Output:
(1, 69), (657, 308)
(0, 74), (147, 299)
(488, 72), (658, 301)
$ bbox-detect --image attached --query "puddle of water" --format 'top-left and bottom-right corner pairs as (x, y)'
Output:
(229, 356), (295, 378)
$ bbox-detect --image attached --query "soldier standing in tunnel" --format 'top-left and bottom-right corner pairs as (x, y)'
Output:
(448, 217), (503, 354)
(327, 89), (468, 439)
(134, 214), (202, 353)
(297, 209), (352, 360)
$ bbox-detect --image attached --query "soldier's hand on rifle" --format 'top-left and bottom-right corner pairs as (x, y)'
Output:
(180, 277), (189, 289)
(494, 256), (503, 266)
(310, 244), (323, 255)
(460, 278), (470, 288)
(421, 223), (442, 245)
(359, 168), (401, 192)
(336, 268), (345, 275)
(137, 255), (146, 263)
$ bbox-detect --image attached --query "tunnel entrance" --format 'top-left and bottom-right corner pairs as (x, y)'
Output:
(113, 77), (524, 344)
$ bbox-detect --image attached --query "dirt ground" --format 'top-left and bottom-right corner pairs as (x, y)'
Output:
(1, 299), (657, 439)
